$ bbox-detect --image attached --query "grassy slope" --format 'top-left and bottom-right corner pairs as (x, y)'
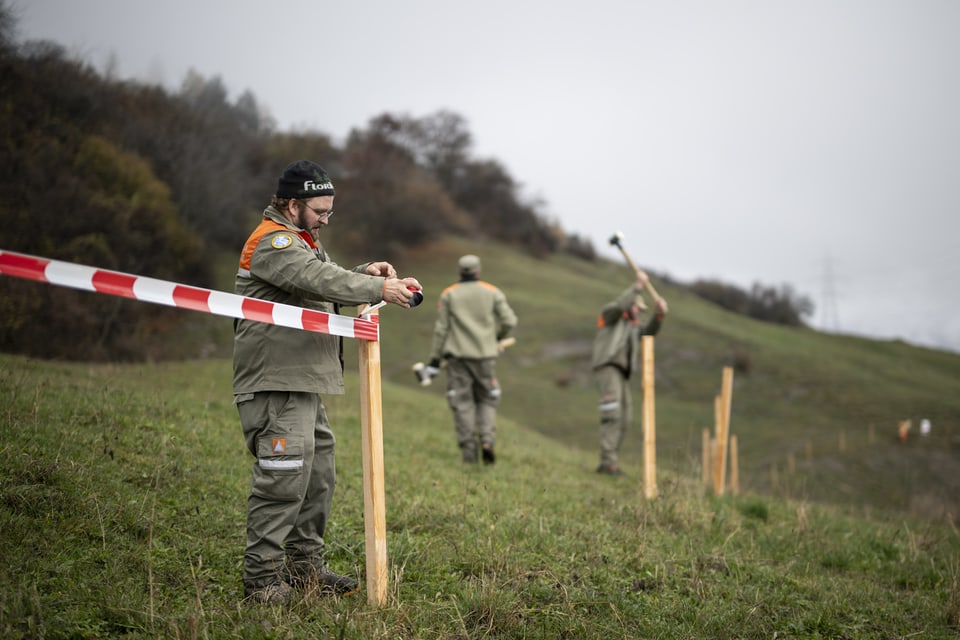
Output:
(367, 236), (960, 521)
(84, 235), (960, 519)
(1, 354), (959, 638)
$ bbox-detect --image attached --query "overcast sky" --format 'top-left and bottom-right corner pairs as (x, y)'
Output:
(15, 0), (960, 352)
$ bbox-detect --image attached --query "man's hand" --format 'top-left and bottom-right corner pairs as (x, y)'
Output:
(654, 297), (668, 315)
(635, 271), (649, 289)
(366, 261), (398, 279)
(382, 277), (422, 307)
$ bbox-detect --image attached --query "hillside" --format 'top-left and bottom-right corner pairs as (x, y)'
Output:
(9, 233), (958, 524)
(1, 351), (959, 637)
(357, 235), (960, 523)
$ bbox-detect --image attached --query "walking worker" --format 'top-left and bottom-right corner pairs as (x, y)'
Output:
(233, 160), (421, 605)
(592, 271), (667, 476)
(427, 254), (517, 464)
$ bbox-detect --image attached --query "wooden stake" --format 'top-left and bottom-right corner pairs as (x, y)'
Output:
(358, 307), (388, 606)
(710, 438), (718, 488)
(729, 434), (739, 496)
(712, 395), (722, 494)
(714, 395), (722, 436)
(641, 335), (657, 499)
(701, 428), (711, 485)
(714, 367), (734, 495)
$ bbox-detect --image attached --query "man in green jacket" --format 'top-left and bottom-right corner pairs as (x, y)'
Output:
(428, 254), (518, 464)
(233, 160), (421, 605)
(592, 271), (667, 476)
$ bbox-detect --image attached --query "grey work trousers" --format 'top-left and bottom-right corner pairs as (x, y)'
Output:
(445, 357), (501, 460)
(595, 365), (633, 467)
(236, 391), (336, 589)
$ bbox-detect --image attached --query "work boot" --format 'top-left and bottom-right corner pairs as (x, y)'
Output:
(316, 566), (360, 596)
(481, 444), (496, 465)
(596, 463), (622, 476)
(244, 580), (293, 605)
(287, 560), (360, 597)
(461, 444), (478, 463)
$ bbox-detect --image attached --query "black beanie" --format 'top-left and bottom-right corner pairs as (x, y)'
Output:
(276, 160), (335, 199)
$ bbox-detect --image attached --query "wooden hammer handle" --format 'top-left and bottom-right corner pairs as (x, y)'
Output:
(615, 244), (668, 313)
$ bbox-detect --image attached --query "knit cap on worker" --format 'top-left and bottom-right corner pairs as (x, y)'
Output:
(458, 254), (481, 275)
(276, 160), (335, 199)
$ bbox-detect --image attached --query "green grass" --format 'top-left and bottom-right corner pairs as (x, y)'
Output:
(2, 353), (959, 638)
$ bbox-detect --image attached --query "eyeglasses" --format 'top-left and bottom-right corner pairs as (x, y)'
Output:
(300, 201), (334, 220)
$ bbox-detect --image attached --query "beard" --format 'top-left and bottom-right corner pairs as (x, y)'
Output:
(294, 208), (311, 232)
(295, 208), (323, 239)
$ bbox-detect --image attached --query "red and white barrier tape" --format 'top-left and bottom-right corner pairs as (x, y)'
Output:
(0, 250), (380, 341)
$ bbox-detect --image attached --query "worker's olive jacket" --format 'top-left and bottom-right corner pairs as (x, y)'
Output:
(591, 286), (663, 378)
(233, 207), (384, 396)
(430, 277), (517, 361)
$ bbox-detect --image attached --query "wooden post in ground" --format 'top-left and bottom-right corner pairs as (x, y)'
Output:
(357, 307), (388, 606)
(641, 335), (657, 499)
(710, 438), (719, 488)
(701, 428), (711, 485)
(714, 367), (734, 495)
(712, 395), (722, 493)
(714, 394), (722, 436)
(729, 434), (739, 495)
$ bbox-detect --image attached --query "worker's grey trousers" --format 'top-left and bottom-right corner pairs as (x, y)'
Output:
(445, 357), (501, 461)
(595, 365), (633, 467)
(236, 391), (335, 589)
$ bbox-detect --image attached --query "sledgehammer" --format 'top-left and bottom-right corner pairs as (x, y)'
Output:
(609, 231), (668, 312)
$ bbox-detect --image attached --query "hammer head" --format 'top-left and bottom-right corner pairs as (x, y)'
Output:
(412, 362), (433, 386)
(608, 231), (624, 247)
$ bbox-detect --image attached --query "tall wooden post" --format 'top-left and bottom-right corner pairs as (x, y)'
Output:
(701, 428), (711, 485)
(714, 367), (734, 495)
(729, 434), (739, 495)
(358, 307), (388, 606)
(712, 395), (722, 493)
(641, 335), (657, 499)
(714, 394), (722, 433)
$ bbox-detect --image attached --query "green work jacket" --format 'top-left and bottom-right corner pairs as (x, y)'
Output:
(430, 278), (517, 361)
(233, 207), (384, 396)
(591, 286), (663, 378)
